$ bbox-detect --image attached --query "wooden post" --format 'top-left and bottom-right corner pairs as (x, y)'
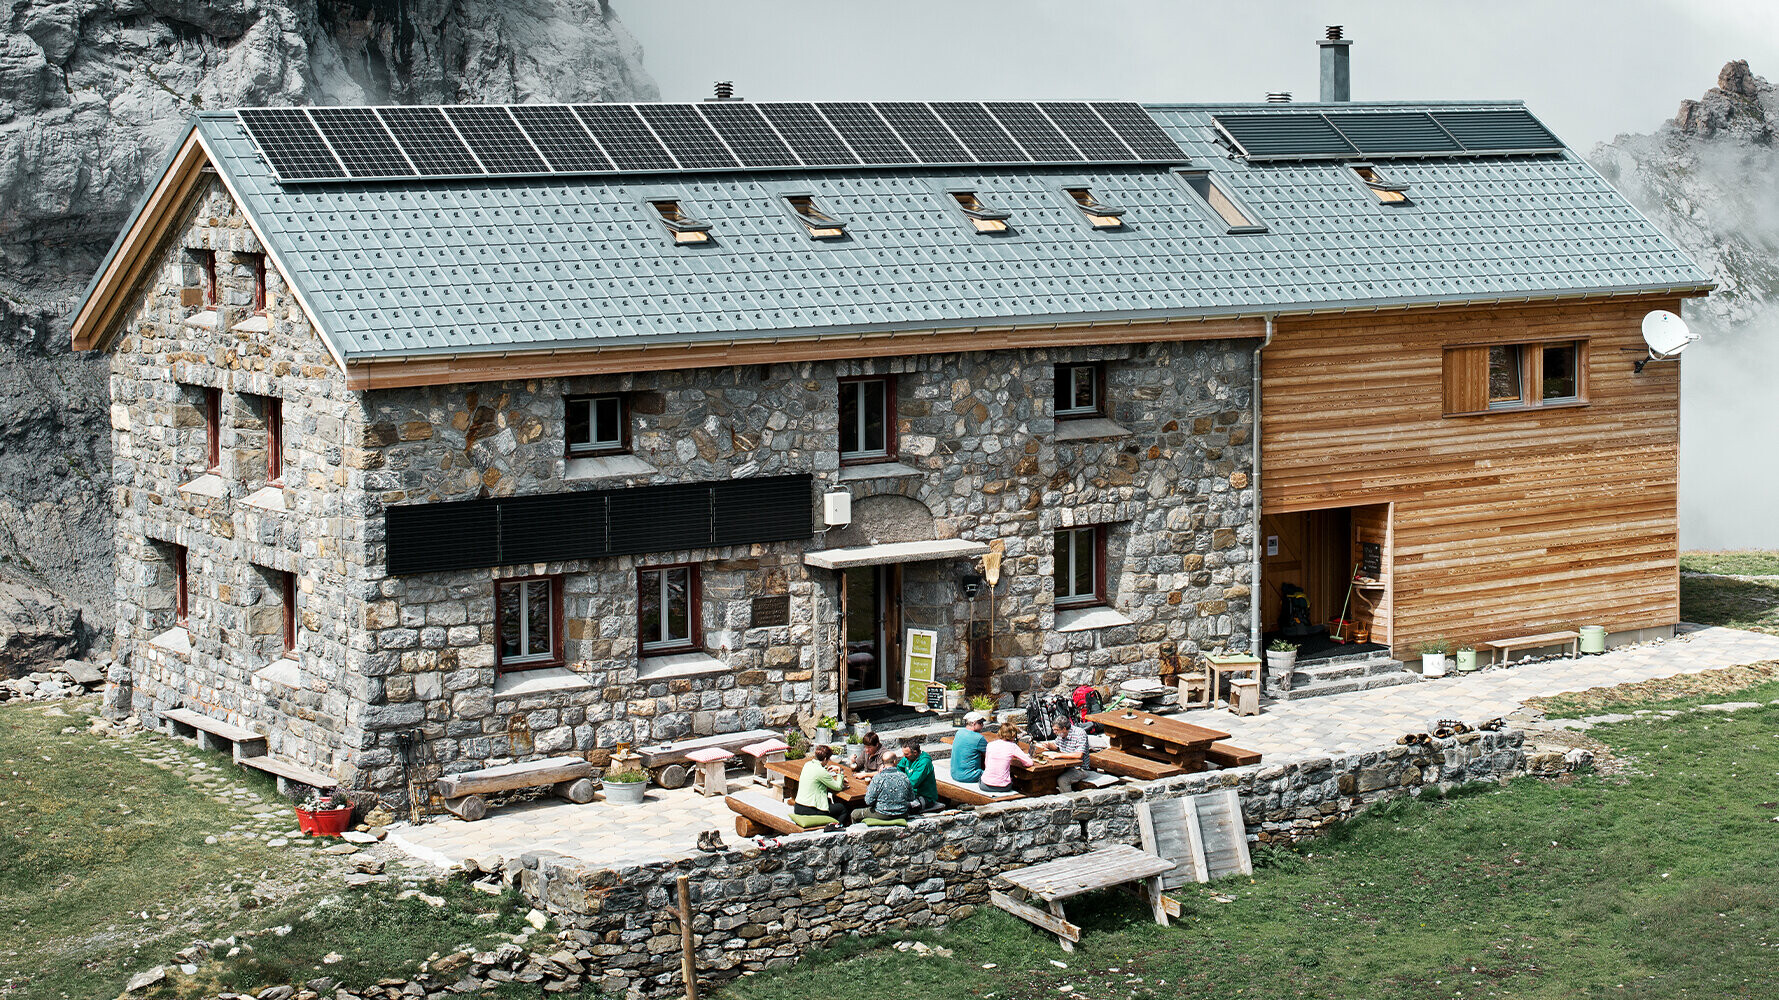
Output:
(677, 873), (698, 1000)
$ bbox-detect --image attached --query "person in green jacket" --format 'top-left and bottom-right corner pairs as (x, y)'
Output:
(896, 737), (938, 812)
(793, 744), (848, 825)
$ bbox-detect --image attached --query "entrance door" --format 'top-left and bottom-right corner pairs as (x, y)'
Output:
(845, 566), (889, 704)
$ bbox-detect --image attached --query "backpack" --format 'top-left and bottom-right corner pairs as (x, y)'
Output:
(1071, 685), (1104, 733)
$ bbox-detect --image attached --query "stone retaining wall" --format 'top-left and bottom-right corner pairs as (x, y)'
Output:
(515, 731), (1524, 997)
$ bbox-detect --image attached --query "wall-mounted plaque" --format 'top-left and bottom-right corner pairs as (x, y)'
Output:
(751, 595), (791, 628)
(1360, 542), (1382, 578)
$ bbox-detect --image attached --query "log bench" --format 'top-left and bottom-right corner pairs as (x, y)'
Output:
(1482, 630), (1580, 666)
(726, 789), (812, 838)
(636, 728), (779, 789)
(164, 707), (335, 798)
(1205, 742), (1263, 768)
(1092, 748), (1187, 781)
(435, 756), (595, 822)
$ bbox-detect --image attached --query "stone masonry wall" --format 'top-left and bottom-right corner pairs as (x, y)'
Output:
(516, 731), (1524, 998)
(109, 176), (364, 774)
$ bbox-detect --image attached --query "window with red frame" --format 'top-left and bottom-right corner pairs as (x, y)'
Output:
(838, 376), (895, 464)
(638, 564), (700, 655)
(279, 570), (297, 655)
(496, 576), (562, 669)
(251, 254), (268, 314)
(191, 249), (218, 306)
(264, 396), (284, 483)
(203, 387), (222, 472)
(172, 544), (189, 625)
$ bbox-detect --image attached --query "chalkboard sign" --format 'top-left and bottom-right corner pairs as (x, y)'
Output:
(751, 595), (790, 628)
(1360, 542), (1382, 578)
(924, 683), (947, 711)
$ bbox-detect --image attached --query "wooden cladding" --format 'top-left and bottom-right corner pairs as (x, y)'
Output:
(1262, 296), (1686, 657)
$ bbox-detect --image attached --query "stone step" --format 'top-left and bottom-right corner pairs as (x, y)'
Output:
(1270, 658), (1419, 701)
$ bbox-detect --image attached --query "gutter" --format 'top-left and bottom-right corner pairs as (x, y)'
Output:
(1250, 315), (1275, 658)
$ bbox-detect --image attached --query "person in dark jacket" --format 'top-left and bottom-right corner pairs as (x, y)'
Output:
(860, 761), (912, 821)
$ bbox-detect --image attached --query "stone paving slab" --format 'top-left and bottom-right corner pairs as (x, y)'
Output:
(385, 626), (1779, 873)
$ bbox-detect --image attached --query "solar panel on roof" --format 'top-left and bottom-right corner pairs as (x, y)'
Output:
(932, 102), (1028, 162)
(985, 102), (1082, 161)
(1038, 103), (1137, 160)
(636, 104), (738, 169)
(237, 108), (344, 180)
(759, 103), (858, 165)
(816, 103), (917, 163)
(1090, 102), (1188, 161)
(309, 107), (414, 177)
(573, 105), (676, 171)
(697, 102), (799, 167)
(1215, 113), (1360, 158)
(444, 106), (548, 174)
(377, 107), (483, 175)
(1326, 112), (1461, 154)
(1432, 109), (1560, 151)
(509, 105), (612, 172)
(873, 102), (971, 163)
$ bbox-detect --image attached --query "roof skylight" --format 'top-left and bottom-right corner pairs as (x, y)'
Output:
(1065, 187), (1125, 229)
(1351, 164), (1410, 204)
(1177, 170), (1268, 234)
(950, 191), (1012, 232)
(785, 195), (847, 239)
(649, 200), (713, 243)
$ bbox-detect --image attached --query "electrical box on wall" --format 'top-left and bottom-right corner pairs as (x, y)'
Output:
(823, 491), (852, 527)
(1266, 535), (1279, 557)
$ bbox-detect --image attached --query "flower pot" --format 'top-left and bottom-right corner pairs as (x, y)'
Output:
(1265, 650), (1297, 673)
(1456, 648), (1479, 672)
(1579, 625), (1607, 655)
(1422, 653), (1448, 678)
(945, 689), (965, 712)
(603, 778), (648, 805)
(295, 805), (353, 837)
(853, 721), (872, 739)
(814, 727), (833, 745)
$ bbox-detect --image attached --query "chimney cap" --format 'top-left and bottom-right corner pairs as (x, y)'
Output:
(1265, 92), (1293, 103)
(1319, 24), (1351, 46)
(706, 80), (737, 101)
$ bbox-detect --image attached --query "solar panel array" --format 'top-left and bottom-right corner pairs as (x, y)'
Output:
(1213, 109), (1562, 160)
(235, 101), (1187, 183)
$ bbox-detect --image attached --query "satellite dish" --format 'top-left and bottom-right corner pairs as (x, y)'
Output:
(1641, 310), (1698, 359)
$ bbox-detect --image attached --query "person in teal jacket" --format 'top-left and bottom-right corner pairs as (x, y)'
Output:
(949, 712), (989, 783)
(896, 737), (938, 811)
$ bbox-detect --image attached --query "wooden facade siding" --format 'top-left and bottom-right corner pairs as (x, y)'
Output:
(1261, 296), (1687, 658)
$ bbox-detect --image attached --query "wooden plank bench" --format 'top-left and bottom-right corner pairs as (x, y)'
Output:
(635, 728), (779, 788)
(1091, 748), (1187, 781)
(239, 754), (336, 800)
(1482, 630), (1580, 666)
(1205, 742), (1263, 768)
(726, 788), (814, 838)
(434, 756), (595, 821)
(936, 776), (1023, 806)
(163, 707), (268, 761)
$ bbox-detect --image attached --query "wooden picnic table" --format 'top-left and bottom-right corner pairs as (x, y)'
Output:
(992, 845), (1176, 951)
(1086, 709), (1229, 773)
(765, 758), (872, 805)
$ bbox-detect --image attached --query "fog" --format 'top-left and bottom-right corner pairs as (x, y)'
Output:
(1681, 319), (1779, 550)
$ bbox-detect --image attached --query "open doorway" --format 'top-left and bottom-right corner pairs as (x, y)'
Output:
(1261, 503), (1392, 662)
(843, 565), (902, 708)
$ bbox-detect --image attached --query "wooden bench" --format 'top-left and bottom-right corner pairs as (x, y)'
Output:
(636, 728), (779, 788)
(726, 788), (814, 837)
(992, 845), (1175, 951)
(1482, 630), (1580, 666)
(239, 754), (336, 799)
(163, 707), (268, 761)
(1091, 748), (1187, 781)
(1205, 742), (1263, 768)
(435, 756), (595, 822)
(936, 776), (1022, 806)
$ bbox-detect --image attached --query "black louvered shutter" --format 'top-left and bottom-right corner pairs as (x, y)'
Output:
(385, 498), (501, 574)
(608, 482), (711, 555)
(497, 491), (607, 565)
(711, 474), (814, 546)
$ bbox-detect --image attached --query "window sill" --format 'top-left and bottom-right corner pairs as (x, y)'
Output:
(183, 310), (219, 330)
(255, 657), (302, 688)
(178, 473), (228, 499)
(493, 667), (592, 698)
(1055, 606), (1134, 633)
(565, 453), (657, 482)
(230, 314), (271, 334)
(150, 626), (192, 655)
(241, 484), (288, 511)
(837, 461), (922, 482)
(1055, 418), (1131, 442)
(1444, 399), (1590, 418)
(636, 650), (727, 681)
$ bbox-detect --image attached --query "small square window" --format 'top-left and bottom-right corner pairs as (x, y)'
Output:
(950, 191), (1011, 233)
(1178, 171), (1267, 232)
(839, 377), (894, 463)
(1488, 345), (1523, 408)
(1054, 363), (1101, 418)
(1542, 342), (1579, 401)
(785, 195), (847, 239)
(566, 394), (628, 456)
(639, 564), (700, 655)
(1351, 164), (1411, 204)
(650, 199), (712, 244)
(497, 576), (561, 670)
(1054, 526), (1105, 609)
(1065, 187), (1125, 229)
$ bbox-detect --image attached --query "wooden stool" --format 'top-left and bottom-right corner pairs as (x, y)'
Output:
(741, 739), (789, 786)
(686, 747), (734, 798)
(1229, 677), (1260, 717)
(1176, 671), (1210, 709)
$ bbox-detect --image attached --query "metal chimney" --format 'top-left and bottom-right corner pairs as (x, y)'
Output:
(707, 81), (737, 101)
(1265, 92), (1293, 104)
(1318, 26), (1351, 102)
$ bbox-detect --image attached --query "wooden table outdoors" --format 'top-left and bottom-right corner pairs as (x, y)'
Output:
(765, 758), (871, 806)
(1086, 710), (1229, 773)
(991, 845), (1176, 951)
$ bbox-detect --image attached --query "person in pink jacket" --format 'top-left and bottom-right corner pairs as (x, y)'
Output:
(979, 721), (1032, 793)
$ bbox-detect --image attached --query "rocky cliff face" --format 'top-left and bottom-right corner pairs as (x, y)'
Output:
(1589, 61), (1779, 549)
(0, 0), (656, 644)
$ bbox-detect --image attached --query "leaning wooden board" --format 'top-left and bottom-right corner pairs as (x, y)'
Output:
(1137, 787), (1251, 884)
(1194, 787), (1252, 879)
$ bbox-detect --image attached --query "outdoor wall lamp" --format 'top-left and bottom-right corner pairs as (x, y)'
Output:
(959, 571), (985, 600)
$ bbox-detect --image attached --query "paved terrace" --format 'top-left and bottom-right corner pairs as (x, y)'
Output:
(387, 624), (1779, 872)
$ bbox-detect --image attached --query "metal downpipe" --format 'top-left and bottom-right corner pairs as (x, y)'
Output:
(1250, 316), (1275, 656)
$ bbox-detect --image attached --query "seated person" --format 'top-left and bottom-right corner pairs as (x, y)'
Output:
(859, 759), (913, 822)
(980, 721), (1033, 794)
(792, 744), (848, 826)
(949, 712), (990, 784)
(1039, 716), (1095, 793)
(849, 731), (885, 773)
(896, 737), (939, 812)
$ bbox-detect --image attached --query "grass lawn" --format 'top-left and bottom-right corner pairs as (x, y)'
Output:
(719, 691), (1779, 1000)
(0, 698), (529, 1000)
(1679, 575), (1779, 636)
(1679, 550), (1779, 577)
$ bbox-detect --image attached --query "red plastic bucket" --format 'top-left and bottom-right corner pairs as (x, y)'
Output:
(296, 806), (353, 837)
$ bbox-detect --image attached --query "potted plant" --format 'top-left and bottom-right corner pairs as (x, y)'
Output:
(295, 788), (353, 836)
(784, 730), (808, 761)
(945, 681), (966, 713)
(1265, 639), (1298, 674)
(814, 715), (837, 745)
(602, 769), (649, 805)
(1455, 645), (1480, 672)
(1420, 639), (1451, 678)
(968, 694), (997, 720)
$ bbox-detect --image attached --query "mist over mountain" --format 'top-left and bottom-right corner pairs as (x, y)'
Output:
(1590, 60), (1779, 551)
